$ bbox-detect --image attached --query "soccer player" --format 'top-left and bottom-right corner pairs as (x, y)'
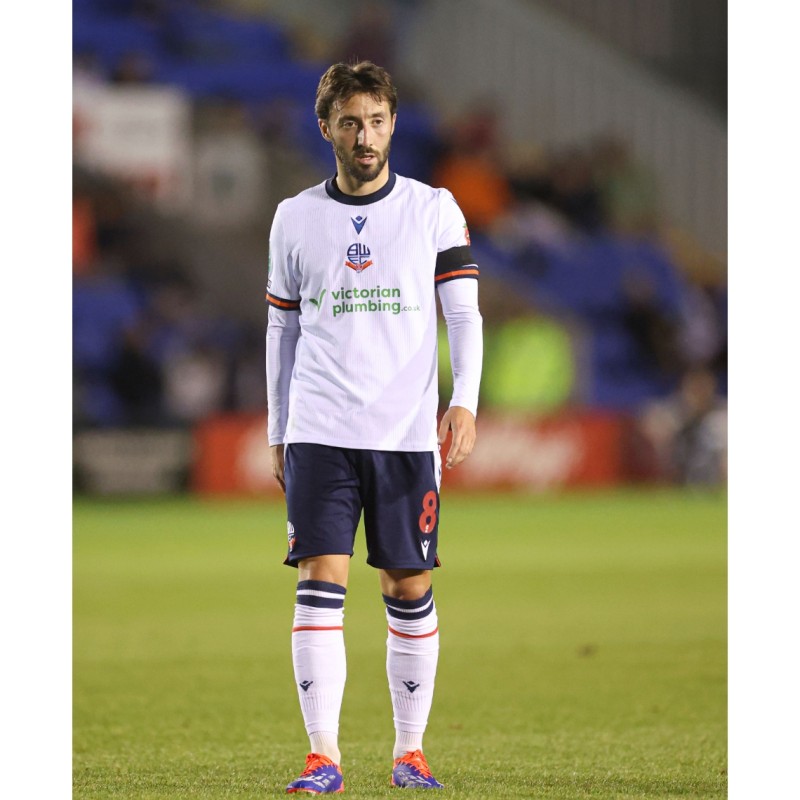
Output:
(266, 61), (483, 793)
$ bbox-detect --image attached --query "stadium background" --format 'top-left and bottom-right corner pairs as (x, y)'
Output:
(71, 1), (728, 798)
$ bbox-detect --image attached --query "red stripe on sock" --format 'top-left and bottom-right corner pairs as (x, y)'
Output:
(388, 625), (439, 639)
(292, 625), (344, 632)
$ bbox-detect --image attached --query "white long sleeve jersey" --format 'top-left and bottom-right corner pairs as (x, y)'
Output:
(266, 172), (483, 451)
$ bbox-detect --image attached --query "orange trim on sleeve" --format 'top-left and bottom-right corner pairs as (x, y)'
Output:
(434, 268), (480, 282)
(266, 292), (301, 309)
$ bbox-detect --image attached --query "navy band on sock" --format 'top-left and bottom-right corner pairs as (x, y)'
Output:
(383, 588), (434, 620)
(296, 580), (346, 608)
(297, 580), (346, 595)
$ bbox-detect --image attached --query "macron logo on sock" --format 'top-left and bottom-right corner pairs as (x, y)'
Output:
(299, 680), (314, 692)
(402, 680), (420, 693)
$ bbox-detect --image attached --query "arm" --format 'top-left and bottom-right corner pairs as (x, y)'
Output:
(266, 307), (300, 492)
(265, 204), (301, 492)
(437, 278), (483, 469)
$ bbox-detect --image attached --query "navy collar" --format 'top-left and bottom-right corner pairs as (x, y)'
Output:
(325, 171), (397, 205)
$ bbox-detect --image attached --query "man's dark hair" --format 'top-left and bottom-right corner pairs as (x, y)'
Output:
(315, 61), (398, 121)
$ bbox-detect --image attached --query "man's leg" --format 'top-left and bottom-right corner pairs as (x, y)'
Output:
(380, 569), (443, 787)
(291, 555), (350, 766)
(283, 444), (360, 793)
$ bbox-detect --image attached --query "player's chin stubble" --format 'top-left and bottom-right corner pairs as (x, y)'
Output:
(334, 142), (390, 184)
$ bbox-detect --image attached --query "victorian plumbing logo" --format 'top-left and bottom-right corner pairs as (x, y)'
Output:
(308, 280), (421, 319)
(330, 285), (420, 318)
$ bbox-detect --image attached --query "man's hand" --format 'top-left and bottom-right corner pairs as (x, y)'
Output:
(437, 406), (477, 470)
(271, 444), (286, 493)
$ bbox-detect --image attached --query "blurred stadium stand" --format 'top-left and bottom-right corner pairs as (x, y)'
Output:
(72, 0), (727, 494)
(530, 0), (727, 114)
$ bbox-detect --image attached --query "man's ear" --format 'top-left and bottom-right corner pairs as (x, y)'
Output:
(319, 119), (332, 141)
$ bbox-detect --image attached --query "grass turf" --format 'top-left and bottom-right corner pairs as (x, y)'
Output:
(73, 489), (726, 799)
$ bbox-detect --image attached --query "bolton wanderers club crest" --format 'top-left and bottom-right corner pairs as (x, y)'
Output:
(346, 243), (373, 273)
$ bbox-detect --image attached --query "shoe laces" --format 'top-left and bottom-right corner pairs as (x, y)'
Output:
(396, 749), (433, 778)
(301, 753), (337, 775)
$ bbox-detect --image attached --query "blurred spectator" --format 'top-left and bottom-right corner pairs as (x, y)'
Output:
(110, 51), (154, 84)
(592, 136), (659, 235)
(498, 145), (574, 251)
(548, 147), (605, 232)
(94, 186), (138, 256)
(144, 273), (207, 364)
(492, 201), (572, 254)
(640, 367), (727, 486)
(232, 327), (268, 412)
(433, 152), (513, 231)
(433, 102), (513, 231)
(73, 50), (105, 89)
(163, 345), (228, 422)
(448, 100), (500, 152)
(110, 324), (164, 425)
(73, 195), (98, 276)
(73, 262), (144, 427)
(707, 284), (727, 385)
(677, 281), (727, 371)
(622, 268), (682, 377)
(337, 2), (397, 73)
(143, 273), (249, 423)
(507, 143), (552, 203)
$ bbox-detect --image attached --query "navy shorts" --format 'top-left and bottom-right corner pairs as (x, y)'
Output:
(283, 443), (442, 570)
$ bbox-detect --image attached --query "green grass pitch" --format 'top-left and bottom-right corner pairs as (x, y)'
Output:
(73, 489), (726, 799)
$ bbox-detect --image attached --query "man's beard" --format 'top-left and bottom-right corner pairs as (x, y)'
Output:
(334, 141), (390, 184)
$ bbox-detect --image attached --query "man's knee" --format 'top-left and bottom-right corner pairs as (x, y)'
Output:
(298, 554), (351, 588)
(379, 568), (432, 600)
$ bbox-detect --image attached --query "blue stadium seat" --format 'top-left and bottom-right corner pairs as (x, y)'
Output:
(162, 6), (289, 62)
(73, 0), (137, 15)
(153, 60), (321, 103)
(73, 16), (164, 71)
(621, 238), (685, 315)
(73, 277), (142, 372)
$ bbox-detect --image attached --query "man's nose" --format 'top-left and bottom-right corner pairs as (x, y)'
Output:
(357, 125), (371, 148)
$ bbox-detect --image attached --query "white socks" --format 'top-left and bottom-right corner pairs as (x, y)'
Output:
(291, 580), (347, 764)
(383, 587), (440, 759)
(291, 581), (440, 765)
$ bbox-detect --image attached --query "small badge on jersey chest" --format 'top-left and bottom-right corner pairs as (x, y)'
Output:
(345, 242), (373, 273)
